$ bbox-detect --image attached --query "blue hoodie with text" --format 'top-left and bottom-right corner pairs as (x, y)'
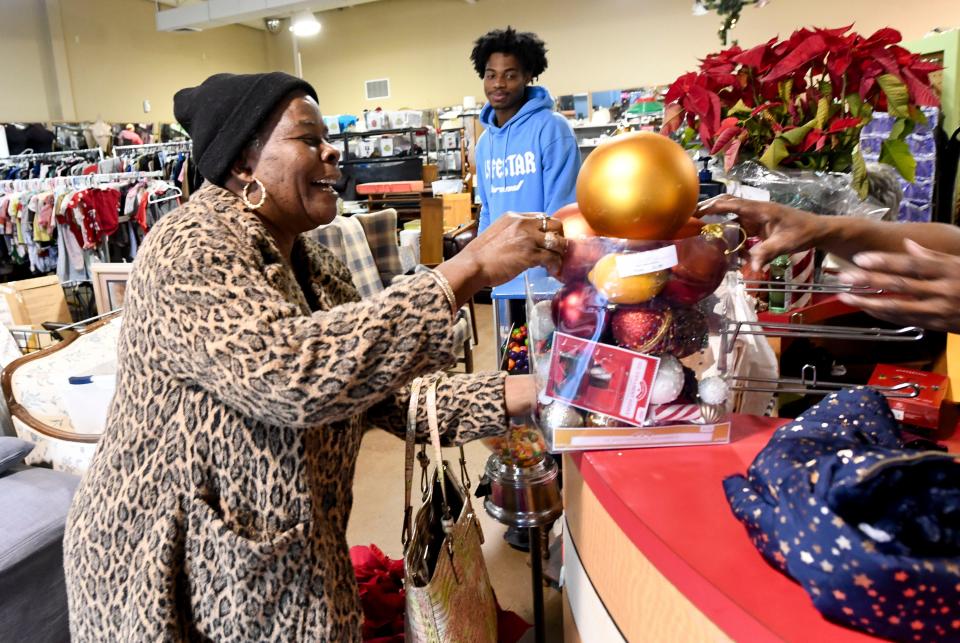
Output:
(476, 86), (580, 232)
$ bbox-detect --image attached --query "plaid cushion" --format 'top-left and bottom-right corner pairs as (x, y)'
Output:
(307, 215), (383, 298)
(354, 209), (407, 285)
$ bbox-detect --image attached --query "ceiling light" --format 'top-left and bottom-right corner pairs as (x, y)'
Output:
(290, 10), (321, 37)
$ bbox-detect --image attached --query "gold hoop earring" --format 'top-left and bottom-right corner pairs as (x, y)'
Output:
(241, 178), (267, 210)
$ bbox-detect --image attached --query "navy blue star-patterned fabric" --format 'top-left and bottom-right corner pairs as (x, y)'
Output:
(724, 388), (960, 641)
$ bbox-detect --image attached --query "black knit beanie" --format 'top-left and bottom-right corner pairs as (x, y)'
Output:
(173, 72), (318, 187)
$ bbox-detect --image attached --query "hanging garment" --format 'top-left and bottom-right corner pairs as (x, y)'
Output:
(724, 387), (960, 641)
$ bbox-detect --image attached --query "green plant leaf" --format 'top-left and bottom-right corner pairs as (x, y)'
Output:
(845, 93), (863, 116)
(760, 138), (789, 169)
(879, 138), (917, 183)
(778, 78), (794, 105)
(851, 145), (868, 199)
(890, 118), (915, 140)
(908, 105), (929, 126)
(728, 99), (752, 115)
(815, 97), (831, 130)
(877, 74), (910, 118)
(680, 126), (699, 148)
(780, 121), (815, 146)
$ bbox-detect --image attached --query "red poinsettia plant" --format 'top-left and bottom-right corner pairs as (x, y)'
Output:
(661, 25), (941, 196)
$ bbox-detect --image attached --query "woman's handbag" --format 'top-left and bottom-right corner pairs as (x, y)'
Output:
(401, 377), (498, 643)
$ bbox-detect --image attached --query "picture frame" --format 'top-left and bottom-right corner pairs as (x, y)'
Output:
(90, 263), (134, 315)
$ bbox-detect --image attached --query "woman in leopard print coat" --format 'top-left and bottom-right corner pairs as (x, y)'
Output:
(63, 73), (566, 640)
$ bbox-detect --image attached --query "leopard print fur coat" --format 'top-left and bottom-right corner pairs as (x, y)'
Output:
(63, 184), (508, 641)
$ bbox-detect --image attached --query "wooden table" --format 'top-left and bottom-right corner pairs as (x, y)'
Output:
(561, 414), (959, 642)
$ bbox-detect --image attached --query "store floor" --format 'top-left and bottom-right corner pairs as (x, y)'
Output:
(348, 302), (564, 642)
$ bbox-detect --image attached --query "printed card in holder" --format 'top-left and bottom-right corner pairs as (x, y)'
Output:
(545, 332), (659, 426)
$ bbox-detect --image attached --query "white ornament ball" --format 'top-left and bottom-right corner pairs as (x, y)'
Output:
(531, 300), (556, 341)
(698, 376), (730, 406)
(540, 401), (584, 430)
(651, 355), (685, 404)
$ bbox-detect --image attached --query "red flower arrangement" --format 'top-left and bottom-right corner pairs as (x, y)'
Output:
(661, 26), (940, 196)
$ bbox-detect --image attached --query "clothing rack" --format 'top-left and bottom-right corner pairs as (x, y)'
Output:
(0, 170), (164, 192)
(113, 141), (192, 155)
(5, 148), (104, 162)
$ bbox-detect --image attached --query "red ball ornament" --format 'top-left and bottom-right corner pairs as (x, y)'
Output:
(559, 238), (608, 283)
(552, 203), (599, 240)
(661, 225), (729, 306)
(610, 301), (674, 354)
(551, 282), (610, 340)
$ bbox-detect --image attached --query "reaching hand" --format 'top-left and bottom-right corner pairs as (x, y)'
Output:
(696, 194), (823, 270)
(837, 240), (960, 333)
(461, 212), (567, 286)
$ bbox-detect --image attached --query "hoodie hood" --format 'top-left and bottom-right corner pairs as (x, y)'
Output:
(479, 86), (555, 133)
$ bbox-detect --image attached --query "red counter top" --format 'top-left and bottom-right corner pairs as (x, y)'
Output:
(570, 414), (960, 642)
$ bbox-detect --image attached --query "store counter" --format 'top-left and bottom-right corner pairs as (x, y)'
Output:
(561, 414), (959, 642)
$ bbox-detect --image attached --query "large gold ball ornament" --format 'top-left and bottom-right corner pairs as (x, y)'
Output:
(576, 132), (699, 240)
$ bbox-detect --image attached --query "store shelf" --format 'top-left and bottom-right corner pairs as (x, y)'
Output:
(340, 155), (425, 165)
(329, 126), (430, 139)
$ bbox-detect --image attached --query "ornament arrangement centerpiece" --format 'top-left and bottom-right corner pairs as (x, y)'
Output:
(524, 131), (739, 452)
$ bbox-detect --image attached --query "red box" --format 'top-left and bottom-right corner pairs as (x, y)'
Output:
(867, 364), (948, 429)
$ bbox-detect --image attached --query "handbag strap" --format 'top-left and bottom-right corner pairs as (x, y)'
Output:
(402, 376), (425, 551)
(426, 376), (455, 534)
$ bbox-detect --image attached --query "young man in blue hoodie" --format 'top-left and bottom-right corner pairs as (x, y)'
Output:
(471, 27), (580, 232)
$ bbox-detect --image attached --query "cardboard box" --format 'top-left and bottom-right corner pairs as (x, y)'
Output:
(868, 364), (948, 429)
(440, 193), (472, 228)
(0, 276), (71, 327)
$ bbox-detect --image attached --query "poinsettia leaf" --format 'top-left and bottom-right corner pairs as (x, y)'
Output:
(801, 128), (824, 152)
(750, 101), (780, 117)
(889, 117), (915, 140)
(901, 68), (941, 107)
(732, 37), (777, 70)
(710, 125), (742, 154)
(723, 137), (744, 172)
(877, 74), (910, 118)
(781, 121), (816, 146)
(879, 138), (917, 183)
(763, 35), (828, 82)
(845, 93), (863, 116)
(698, 122), (714, 148)
(680, 126), (698, 147)
(760, 138), (789, 169)
(909, 105), (929, 126)
(720, 116), (740, 130)
(862, 27), (903, 49)
(871, 47), (902, 76)
(660, 103), (684, 137)
(815, 96), (831, 130)
(729, 99), (753, 115)
(827, 116), (863, 133)
(910, 60), (944, 73)
(851, 145), (869, 199)
(816, 134), (828, 152)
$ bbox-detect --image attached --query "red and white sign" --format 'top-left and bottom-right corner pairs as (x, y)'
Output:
(545, 332), (659, 426)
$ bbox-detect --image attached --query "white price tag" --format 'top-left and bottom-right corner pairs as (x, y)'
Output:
(892, 407), (905, 421)
(615, 245), (678, 277)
